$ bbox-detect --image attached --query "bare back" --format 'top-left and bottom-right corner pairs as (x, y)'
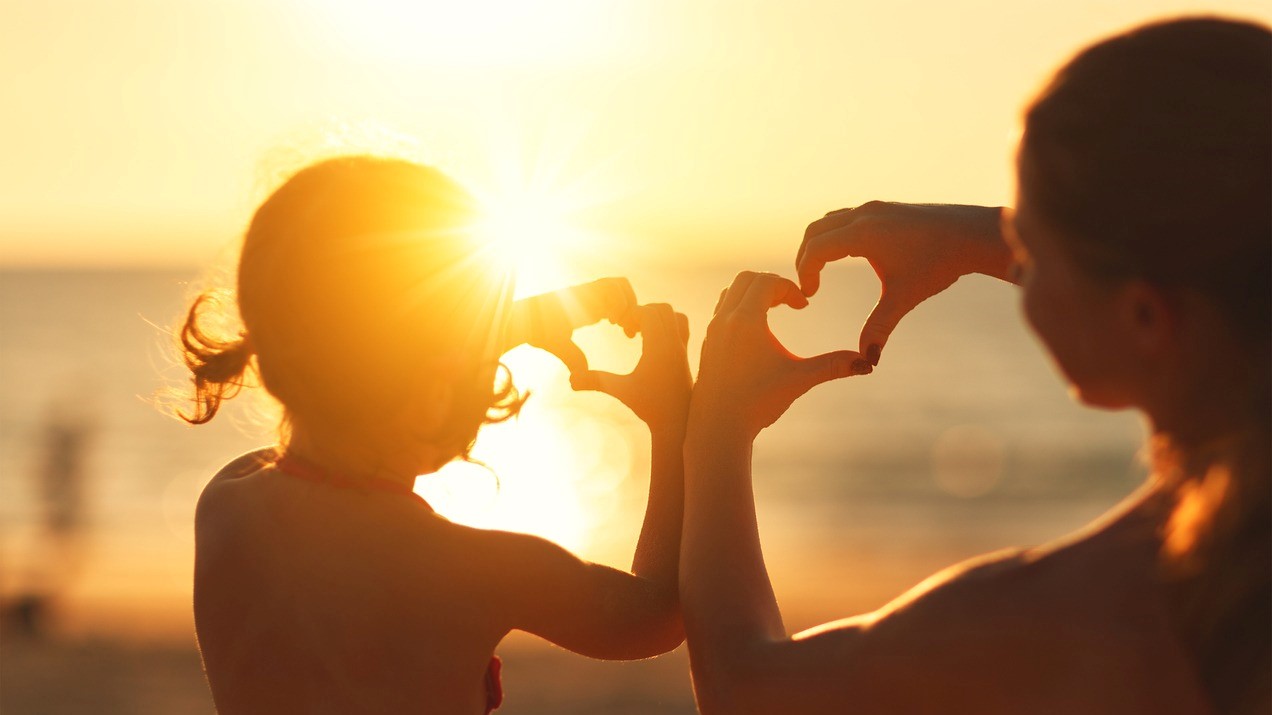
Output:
(194, 449), (506, 714)
(768, 488), (1216, 714)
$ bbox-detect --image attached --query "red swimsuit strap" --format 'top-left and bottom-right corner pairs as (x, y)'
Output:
(274, 453), (432, 511)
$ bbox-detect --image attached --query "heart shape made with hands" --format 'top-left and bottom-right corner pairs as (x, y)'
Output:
(507, 277), (642, 378)
(705, 270), (854, 365)
(698, 270), (872, 436)
(554, 319), (643, 384)
(765, 264), (884, 367)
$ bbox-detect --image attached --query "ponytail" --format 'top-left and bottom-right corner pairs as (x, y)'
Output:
(178, 291), (254, 424)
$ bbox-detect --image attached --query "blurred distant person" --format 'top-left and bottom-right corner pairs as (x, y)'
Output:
(39, 402), (91, 539)
(178, 157), (690, 713)
(2, 400), (94, 638)
(681, 17), (1269, 715)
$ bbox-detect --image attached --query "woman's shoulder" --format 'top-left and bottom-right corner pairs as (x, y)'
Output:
(879, 490), (1169, 632)
(856, 493), (1210, 712)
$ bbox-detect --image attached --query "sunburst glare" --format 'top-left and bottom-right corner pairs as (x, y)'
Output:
(474, 188), (587, 299)
(418, 141), (642, 555)
(415, 346), (640, 556)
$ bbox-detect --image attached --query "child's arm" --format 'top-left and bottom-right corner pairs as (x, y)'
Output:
(475, 302), (691, 659)
(571, 302), (691, 619)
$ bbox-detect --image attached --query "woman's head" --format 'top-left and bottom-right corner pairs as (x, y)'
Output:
(1014, 22), (1271, 708)
(180, 156), (522, 466)
(1013, 17), (1271, 411)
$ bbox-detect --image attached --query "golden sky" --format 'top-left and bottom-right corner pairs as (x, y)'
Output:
(2, 0), (1268, 267)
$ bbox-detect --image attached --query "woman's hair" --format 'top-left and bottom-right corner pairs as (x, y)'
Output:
(178, 155), (524, 460)
(1023, 18), (1270, 712)
(1021, 17), (1271, 346)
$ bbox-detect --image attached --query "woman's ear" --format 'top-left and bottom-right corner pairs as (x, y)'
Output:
(1116, 279), (1180, 357)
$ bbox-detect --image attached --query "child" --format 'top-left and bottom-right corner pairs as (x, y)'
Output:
(180, 155), (690, 713)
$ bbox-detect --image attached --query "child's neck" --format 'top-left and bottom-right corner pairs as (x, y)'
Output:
(284, 427), (428, 492)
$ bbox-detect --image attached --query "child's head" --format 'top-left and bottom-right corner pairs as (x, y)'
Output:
(180, 155), (523, 467)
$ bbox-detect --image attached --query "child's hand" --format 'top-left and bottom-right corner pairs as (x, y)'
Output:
(506, 278), (639, 375)
(571, 303), (692, 431)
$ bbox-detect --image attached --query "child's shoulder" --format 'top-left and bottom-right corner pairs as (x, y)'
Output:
(194, 446), (278, 528)
(209, 446), (280, 483)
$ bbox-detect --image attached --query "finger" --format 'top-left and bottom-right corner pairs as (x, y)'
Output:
(615, 304), (640, 338)
(717, 272), (759, 314)
(514, 292), (571, 346)
(560, 277), (636, 330)
(796, 206), (886, 297)
(796, 207), (857, 271)
(544, 338), (589, 375)
(634, 303), (678, 352)
(796, 228), (861, 298)
(790, 349), (873, 395)
(858, 292), (915, 365)
(596, 277), (638, 323)
(738, 273), (809, 315)
(569, 369), (627, 399)
(674, 311), (690, 345)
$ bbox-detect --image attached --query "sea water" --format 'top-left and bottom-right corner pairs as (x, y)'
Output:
(0, 262), (1146, 637)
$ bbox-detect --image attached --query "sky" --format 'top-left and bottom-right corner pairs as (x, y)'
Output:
(2, 0), (1268, 267)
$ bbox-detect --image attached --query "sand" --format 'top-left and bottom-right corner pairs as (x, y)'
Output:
(1, 631), (699, 715)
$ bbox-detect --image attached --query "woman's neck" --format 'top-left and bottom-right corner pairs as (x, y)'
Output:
(1145, 347), (1270, 457)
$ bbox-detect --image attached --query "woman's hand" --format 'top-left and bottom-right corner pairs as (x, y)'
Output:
(691, 272), (873, 441)
(795, 202), (1009, 365)
(507, 277), (639, 374)
(571, 303), (692, 432)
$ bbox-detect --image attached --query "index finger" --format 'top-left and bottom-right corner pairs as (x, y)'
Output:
(795, 207), (858, 275)
(590, 277), (637, 324)
(795, 229), (854, 298)
(738, 273), (809, 315)
(543, 337), (589, 375)
(556, 277), (637, 330)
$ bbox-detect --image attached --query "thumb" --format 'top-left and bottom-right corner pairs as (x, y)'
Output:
(791, 350), (872, 394)
(542, 339), (589, 376)
(570, 369), (629, 399)
(859, 294), (914, 366)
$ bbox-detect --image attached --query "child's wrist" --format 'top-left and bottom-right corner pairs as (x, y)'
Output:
(647, 413), (689, 441)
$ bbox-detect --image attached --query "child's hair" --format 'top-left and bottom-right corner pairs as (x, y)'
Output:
(178, 155), (525, 459)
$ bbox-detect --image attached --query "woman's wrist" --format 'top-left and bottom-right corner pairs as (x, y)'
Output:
(685, 398), (754, 455)
(963, 206), (1012, 281)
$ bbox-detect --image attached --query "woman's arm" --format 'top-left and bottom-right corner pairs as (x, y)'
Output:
(796, 203), (1013, 364)
(676, 273), (1088, 714)
(680, 272), (873, 710)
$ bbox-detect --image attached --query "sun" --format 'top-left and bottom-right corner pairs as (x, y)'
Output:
(475, 190), (585, 297)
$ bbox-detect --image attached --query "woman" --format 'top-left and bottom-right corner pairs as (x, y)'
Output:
(181, 156), (691, 713)
(681, 17), (1269, 714)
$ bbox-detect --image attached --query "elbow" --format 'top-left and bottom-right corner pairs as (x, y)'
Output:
(631, 598), (685, 658)
(651, 607), (686, 655)
(634, 579), (684, 657)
